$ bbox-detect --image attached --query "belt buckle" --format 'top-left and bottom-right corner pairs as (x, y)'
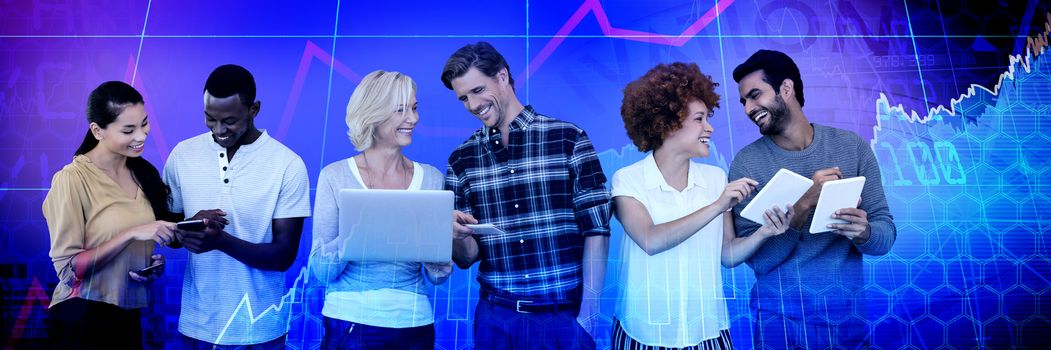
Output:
(515, 299), (533, 313)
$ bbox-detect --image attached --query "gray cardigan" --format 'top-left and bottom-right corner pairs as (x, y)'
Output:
(307, 158), (445, 295)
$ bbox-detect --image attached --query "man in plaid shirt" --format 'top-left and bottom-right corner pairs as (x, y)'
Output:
(441, 41), (612, 349)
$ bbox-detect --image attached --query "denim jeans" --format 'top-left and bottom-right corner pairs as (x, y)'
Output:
(474, 298), (595, 350)
(180, 333), (286, 350)
(321, 316), (434, 350)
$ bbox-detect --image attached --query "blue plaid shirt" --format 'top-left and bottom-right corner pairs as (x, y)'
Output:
(445, 106), (612, 302)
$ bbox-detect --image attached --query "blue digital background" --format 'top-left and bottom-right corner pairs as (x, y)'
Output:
(1, 1), (1049, 349)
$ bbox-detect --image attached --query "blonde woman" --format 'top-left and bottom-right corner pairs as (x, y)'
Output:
(308, 70), (452, 349)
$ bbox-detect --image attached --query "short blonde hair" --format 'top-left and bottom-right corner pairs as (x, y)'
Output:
(345, 70), (417, 151)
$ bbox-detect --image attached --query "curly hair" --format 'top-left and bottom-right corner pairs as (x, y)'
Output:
(620, 62), (720, 152)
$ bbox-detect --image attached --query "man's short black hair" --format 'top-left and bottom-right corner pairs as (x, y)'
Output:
(204, 64), (256, 107)
(732, 49), (805, 107)
(440, 41), (514, 90)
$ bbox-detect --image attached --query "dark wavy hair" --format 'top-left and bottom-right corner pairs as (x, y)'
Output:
(76, 81), (174, 221)
(620, 62), (720, 152)
(732, 49), (805, 107)
(440, 41), (514, 90)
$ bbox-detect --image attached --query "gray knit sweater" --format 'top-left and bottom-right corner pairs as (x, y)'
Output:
(729, 124), (896, 321)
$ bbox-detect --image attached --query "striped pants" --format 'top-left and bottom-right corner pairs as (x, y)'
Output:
(611, 319), (734, 350)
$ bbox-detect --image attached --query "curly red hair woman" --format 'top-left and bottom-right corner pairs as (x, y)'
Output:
(610, 62), (792, 350)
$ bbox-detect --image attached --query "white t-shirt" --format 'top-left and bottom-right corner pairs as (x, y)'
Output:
(610, 154), (730, 347)
(164, 131), (311, 345)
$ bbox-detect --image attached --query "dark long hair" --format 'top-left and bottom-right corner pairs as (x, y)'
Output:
(76, 81), (175, 221)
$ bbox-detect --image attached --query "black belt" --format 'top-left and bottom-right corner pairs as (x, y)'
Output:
(479, 289), (580, 314)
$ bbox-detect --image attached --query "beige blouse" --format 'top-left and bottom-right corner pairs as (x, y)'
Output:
(42, 155), (156, 309)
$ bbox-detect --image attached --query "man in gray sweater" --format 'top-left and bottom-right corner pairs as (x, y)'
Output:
(729, 49), (897, 349)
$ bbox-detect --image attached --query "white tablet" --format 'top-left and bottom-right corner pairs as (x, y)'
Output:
(339, 189), (453, 262)
(466, 223), (506, 236)
(809, 176), (866, 234)
(740, 169), (813, 224)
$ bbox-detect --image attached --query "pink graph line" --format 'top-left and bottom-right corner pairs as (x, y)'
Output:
(124, 55), (173, 163)
(520, 0), (736, 81)
(119, 41), (364, 147)
(269, 1), (739, 141)
(275, 41), (363, 141)
(5, 277), (50, 350)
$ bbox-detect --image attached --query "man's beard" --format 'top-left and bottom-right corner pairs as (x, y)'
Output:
(759, 94), (790, 136)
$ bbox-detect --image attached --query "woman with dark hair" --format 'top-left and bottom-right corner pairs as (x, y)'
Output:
(610, 62), (793, 350)
(42, 81), (176, 349)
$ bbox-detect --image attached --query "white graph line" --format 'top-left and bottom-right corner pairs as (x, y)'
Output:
(213, 267), (309, 344)
(872, 46), (1045, 147)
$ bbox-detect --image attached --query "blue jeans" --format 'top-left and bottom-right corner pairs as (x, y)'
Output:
(474, 298), (595, 350)
(180, 334), (286, 350)
(321, 316), (434, 350)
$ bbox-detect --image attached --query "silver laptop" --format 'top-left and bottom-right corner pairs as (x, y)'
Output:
(338, 189), (453, 262)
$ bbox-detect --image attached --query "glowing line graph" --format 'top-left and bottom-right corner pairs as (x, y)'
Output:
(123, 55), (174, 162)
(861, 16), (1051, 346)
(275, 40), (362, 141)
(272, 40), (480, 144)
(4, 278), (50, 350)
(8, 0), (737, 194)
(213, 267), (309, 344)
(265, 0), (741, 142)
(519, 0), (736, 80)
(871, 29), (1050, 147)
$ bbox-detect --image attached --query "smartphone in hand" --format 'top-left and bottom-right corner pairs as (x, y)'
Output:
(134, 262), (164, 276)
(176, 219), (207, 231)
